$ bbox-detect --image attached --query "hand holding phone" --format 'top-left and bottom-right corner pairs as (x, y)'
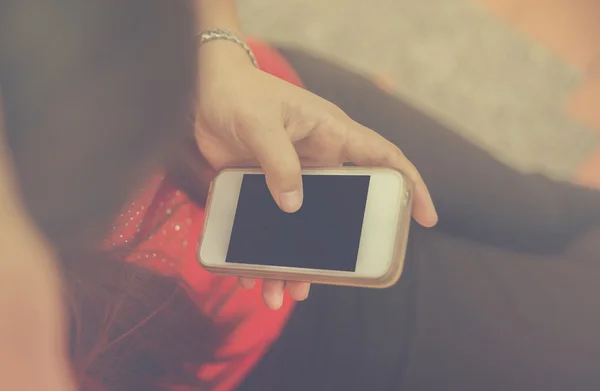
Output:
(198, 167), (412, 288)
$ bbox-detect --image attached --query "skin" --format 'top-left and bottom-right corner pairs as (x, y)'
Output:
(193, 0), (438, 309)
(0, 2), (438, 387)
(0, 92), (75, 391)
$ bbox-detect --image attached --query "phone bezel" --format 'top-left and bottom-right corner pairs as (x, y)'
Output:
(198, 167), (409, 283)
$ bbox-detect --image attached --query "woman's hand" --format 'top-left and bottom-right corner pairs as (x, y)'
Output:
(194, 42), (438, 309)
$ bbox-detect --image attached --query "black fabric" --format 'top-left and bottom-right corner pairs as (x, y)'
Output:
(238, 259), (415, 391)
(236, 47), (600, 391)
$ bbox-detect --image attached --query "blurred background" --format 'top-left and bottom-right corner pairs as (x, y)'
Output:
(239, 0), (599, 182)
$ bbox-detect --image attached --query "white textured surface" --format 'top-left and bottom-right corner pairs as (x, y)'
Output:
(239, 0), (598, 179)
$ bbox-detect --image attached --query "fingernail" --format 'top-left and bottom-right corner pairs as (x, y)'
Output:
(279, 190), (302, 213)
(270, 291), (284, 310)
(239, 278), (255, 290)
(428, 195), (439, 225)
(419, 183), (438, 227)
(300, 284), (310, 300)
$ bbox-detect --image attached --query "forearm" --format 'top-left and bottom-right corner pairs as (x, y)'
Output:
(194, 0), (243, 35)
(193, 0), (255, 71)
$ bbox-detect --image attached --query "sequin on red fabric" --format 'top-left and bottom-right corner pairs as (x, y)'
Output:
(104, 174), (202, 277)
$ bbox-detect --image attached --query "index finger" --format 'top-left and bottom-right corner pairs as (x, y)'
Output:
(343, 119), (438, 227)
(238, 121), (304, 214)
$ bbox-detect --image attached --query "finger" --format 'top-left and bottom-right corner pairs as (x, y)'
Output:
(344, 119), (438, 227)
(238, 277), (256, 290)
(298, 160), (343, 168)
(286, 281), (310, 301)
(262, 279), (286, 310)
(293, 131), (347, 167)
(239, 123), (303, 213)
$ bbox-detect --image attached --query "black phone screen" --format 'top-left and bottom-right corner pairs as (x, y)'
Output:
(225, 174), (370, 271)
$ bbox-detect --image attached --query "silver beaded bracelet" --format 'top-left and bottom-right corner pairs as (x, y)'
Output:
(196, 29), (258, 68)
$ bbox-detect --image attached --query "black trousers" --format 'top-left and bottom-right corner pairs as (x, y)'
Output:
(237, 47), (600, 391)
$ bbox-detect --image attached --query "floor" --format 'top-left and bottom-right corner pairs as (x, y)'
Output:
(239, 0), (599, 180)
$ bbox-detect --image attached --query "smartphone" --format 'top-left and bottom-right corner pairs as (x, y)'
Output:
(197, 167), (412, 288)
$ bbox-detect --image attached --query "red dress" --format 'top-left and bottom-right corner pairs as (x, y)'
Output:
(105, 41), (304, 391)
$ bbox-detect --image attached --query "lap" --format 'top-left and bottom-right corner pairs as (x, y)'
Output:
(278, 46), (600, 253)
(235, 46), (600, 391)
(237, 256), (416, 391)
(239, 225), (600, 391)
(402, 226), (600, 391)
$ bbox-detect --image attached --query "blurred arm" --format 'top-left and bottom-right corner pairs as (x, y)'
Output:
(0, 91), (73, 391)
(0, 206), (74, 391)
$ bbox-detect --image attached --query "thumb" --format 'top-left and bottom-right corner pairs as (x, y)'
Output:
(242, 126), (303, 213)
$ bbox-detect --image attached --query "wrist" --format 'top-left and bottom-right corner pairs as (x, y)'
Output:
(193, 1), (254, 69)
(197, 30), (258, 69)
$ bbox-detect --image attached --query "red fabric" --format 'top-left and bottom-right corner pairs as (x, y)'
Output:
(247, 39), (303, 85)
(105, 41), (302, 391)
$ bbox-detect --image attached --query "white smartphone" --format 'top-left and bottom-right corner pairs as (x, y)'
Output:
(197, 167), (413, 288)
